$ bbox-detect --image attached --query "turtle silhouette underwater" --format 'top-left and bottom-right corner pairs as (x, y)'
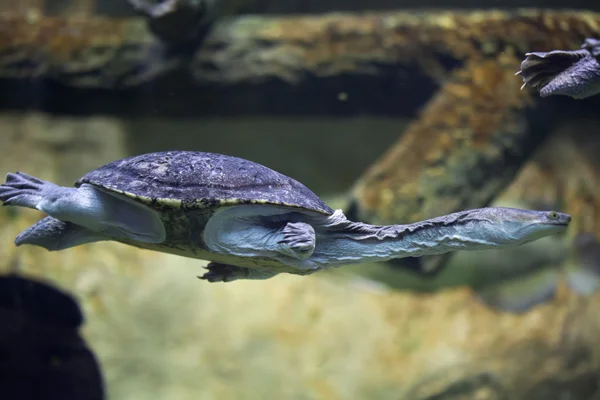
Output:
(0, 151), (572, 283)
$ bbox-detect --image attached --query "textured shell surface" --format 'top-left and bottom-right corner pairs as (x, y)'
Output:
(75, 151), (334, 214)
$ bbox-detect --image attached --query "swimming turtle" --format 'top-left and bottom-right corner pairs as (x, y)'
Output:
(517, 38), (600, 99)
(0, 151), (571, 283)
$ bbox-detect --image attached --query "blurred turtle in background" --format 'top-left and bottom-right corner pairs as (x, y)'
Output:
(128, 0), (220, 44)
(0, 274), (104, 400)
(517, 38), (600, 99)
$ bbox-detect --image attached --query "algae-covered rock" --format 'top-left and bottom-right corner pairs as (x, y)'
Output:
(1, 114), (599, 399)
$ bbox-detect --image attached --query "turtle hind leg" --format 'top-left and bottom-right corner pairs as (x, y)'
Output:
(1, 172), (165, 244)
(198, 262), (279, 283)
(276, 222), (316, 260)
(15, 216), (109, 251)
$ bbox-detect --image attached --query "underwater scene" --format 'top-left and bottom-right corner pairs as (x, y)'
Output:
(1, 0), (600, 399)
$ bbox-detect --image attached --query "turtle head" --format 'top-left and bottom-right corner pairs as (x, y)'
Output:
(468, 208), (571, 246)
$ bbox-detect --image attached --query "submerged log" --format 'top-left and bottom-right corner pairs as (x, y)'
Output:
(0, 9), (599, 115)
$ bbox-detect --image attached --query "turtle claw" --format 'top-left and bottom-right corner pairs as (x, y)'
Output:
(277, 222), (316, 260)
(198, 262), (249, 283)
(198, 262), (279, 282)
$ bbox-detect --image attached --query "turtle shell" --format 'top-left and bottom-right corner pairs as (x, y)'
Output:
(75, 151), (334, 215)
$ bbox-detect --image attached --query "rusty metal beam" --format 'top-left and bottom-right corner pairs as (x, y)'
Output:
(0, 9), (599, 116)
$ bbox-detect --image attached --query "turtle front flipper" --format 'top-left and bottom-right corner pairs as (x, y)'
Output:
(203, 204), (320, 268)
(0, 172), (166, 244)
(276, 222), (316, 260)
(0, 172), (58, 209)
(198, 262), (279, 283)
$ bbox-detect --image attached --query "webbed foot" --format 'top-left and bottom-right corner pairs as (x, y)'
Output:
(277, 222), (316, 260)
(198, 262), (278, 283)
(0, 172), (57, 209)
(517, 48), (600, 99)
(15, 216), (108, 251)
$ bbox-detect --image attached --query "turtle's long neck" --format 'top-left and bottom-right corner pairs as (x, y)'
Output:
(312, 209), (506, 267)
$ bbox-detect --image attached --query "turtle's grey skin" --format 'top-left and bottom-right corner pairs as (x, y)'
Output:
(0, 151), (572, 283)
(516, 38), (600, 99)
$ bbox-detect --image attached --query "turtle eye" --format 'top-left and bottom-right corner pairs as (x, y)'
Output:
(547, 211), (559, 220)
